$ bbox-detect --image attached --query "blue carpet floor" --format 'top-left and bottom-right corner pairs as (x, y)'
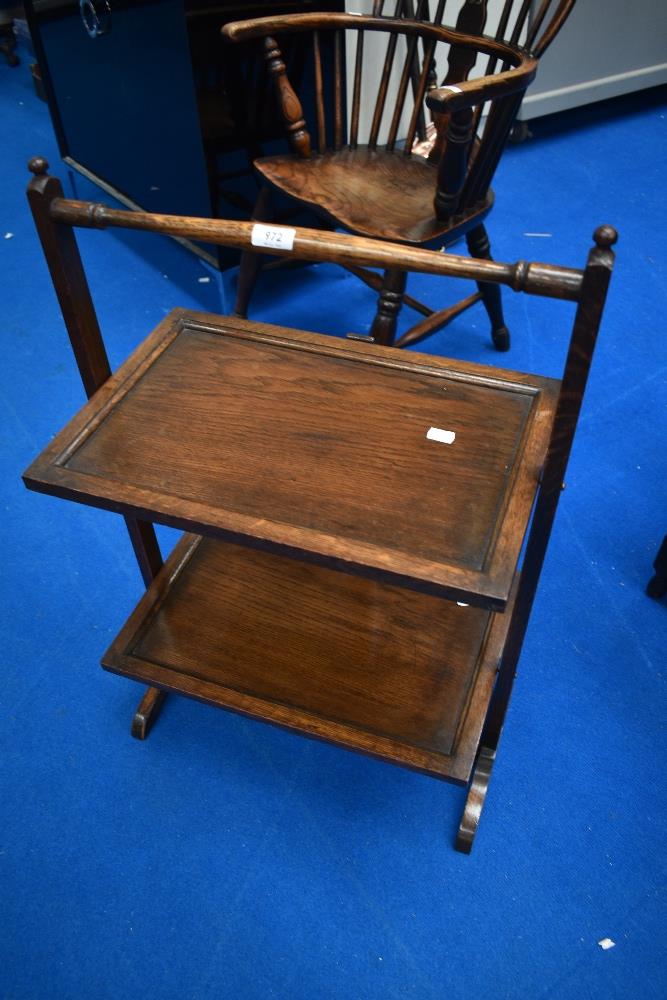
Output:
(2, 44), (666, 1000)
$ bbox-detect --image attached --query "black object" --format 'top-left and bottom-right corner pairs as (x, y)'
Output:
(23, 0), (343, 267)
(647, 536), (667, 599)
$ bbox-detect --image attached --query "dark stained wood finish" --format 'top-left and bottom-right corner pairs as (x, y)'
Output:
(26, 157), (168, 738)
(252, 147), (477, 244)
(222, 12), (540, 347)
(26, 158), (111, 398)
(23, 310), (559, 610)
(130, 687), (167, 740)
(455, 744), (495, 852)
(454, 225), (617, 850)
(220, 6), (578, 348)
(377, 0), (576, 60)
(24, 163), (616, 851)
(103, 532), (515, 784)
(47, 197), (584, 302)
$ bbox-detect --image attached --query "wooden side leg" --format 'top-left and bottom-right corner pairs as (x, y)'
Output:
(124, 516), (168, 739)
(466, 224), (510, 351)
(456, 745), (496, 854)
(234, 185), (273, 318)
(369, 268), (407, 346)
(131, 687), (168, 740)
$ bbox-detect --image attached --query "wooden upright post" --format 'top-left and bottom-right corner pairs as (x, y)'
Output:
(456, 225), (618, 852)
(26, 157), (167, 739)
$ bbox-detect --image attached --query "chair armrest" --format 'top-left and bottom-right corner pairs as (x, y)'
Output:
(426, 57), (537, 115)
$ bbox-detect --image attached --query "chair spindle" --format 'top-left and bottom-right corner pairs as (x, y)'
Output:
(508, 0), (533, 48)
(464, 91), (523, 206)
(369, 29), (400, 149)
(350, 29), (365, 150)
(525, 0), (553, 50)
(334, 29), (344, 150)
(532, 1), (576, 57)
(313, 31), (326, 154)
(404, 37), (436, 152)
(386, 29), (422, 151)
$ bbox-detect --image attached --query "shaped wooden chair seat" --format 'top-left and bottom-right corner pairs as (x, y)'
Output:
(254, 147), (491, 244)
(224, 2), (577, 352)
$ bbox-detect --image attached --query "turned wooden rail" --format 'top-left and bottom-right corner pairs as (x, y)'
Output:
(47, 197), (584, 303)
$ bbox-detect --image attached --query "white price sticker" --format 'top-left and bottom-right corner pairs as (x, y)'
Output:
(251, 224), (296, 251)
(426, 426), (456, 445)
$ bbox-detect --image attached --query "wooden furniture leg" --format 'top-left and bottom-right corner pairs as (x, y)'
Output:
(27, 157), (168, 739)
(131, 687), (168, 740)
(234, 185), (273, 317)
(456, 745), (496, 853)
(466, 223), (510, 351)
(369, 268), (408, 345)
(24, 173), (617, 848)
(124, 515), (167, 739)
(456, 225), (617, 851)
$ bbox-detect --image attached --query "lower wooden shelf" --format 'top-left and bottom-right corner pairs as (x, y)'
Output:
(103, 532), (517, 784)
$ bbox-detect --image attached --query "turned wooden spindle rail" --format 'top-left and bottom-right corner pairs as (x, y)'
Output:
(46, 195), (584, 302)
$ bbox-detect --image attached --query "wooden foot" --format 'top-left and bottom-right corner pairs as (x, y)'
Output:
(466, 224), (511, 352)
(455, 745), (496, 854)
(131, 686), (167, 740)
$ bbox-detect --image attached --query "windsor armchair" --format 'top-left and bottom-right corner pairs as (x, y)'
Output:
(224, 1), (577, 350)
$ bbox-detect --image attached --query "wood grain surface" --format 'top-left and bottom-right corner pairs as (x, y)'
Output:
(103, 532), (515, 783)
(23, 311), (558, 608)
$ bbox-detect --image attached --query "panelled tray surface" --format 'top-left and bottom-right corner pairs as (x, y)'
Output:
(103, 532), (518, 783)
(23, 310), (559, 609)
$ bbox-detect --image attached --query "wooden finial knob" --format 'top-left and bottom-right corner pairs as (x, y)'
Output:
(28, 157), (49, 176)
(593, 225), (618, 249)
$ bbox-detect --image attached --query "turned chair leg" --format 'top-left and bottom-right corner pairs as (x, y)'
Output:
(234, 185), (273, 318)
(369, 268), (407, 346)
(466, 224), (510, 351)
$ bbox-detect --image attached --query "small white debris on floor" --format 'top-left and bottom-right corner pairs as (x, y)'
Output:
(4, 233), (14, 239)
(598, 938), (616, 950)
(198, 276), (211, 283)
(523, 232), (552, 237)
(150, 185), (160, 191)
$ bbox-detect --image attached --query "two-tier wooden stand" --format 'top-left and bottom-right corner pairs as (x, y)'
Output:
(23, 158), (615, 852)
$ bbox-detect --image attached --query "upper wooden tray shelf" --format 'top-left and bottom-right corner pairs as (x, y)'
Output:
(23, 310), (558, 608)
